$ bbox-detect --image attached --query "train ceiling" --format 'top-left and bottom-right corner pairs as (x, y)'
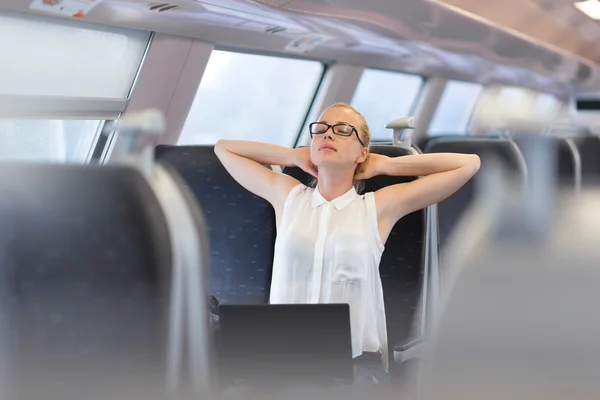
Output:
(3, 0), (600, 94)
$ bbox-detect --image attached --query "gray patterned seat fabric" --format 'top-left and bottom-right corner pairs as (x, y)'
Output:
(0, 162), (174, 399)
(155, 145), (276, 304)
(282, 145), (426, 381)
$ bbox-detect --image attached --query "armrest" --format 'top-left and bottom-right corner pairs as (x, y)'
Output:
(394, 337), (429, 364)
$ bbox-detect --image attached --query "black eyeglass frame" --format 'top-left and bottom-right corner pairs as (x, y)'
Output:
(308, 122), (364, 147)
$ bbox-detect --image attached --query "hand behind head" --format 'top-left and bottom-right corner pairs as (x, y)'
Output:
(293, 147), (318, 178)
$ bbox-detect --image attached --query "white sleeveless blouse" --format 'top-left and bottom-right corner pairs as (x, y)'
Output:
(269, 183), (389, 372)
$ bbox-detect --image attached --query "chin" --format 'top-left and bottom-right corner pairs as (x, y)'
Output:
(314, 154), (334, 164)
(314, 158), (348, 169)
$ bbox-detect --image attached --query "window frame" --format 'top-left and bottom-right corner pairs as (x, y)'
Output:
(88, 121), (111, 164)
(91, 33), (154, 164)
(0, 12), (153, 164)
(0, 96), (128, 120)
(293, 64), (330, 148)
(464, 88), (484, 136)
(0, 10), (152, 101)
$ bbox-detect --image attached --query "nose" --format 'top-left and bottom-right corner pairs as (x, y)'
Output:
(323, 127), (334, 140)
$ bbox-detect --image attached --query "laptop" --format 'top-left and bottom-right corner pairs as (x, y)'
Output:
(217, 303), (354, 386)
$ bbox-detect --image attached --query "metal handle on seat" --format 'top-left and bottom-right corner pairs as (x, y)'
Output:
(386, 116), (416, 150)
(109, 108), (166, 178)
(394, 337), (431, 363)
(120, 110), (213, 396)
(150, 165), (213, 397)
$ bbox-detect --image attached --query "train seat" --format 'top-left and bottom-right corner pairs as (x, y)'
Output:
(0, 161), (209, 399)
(572, 136), (600, 187)
(155, 145), (277, 305)
(424, 137), (527, 250)
(512, 136), (581, 190)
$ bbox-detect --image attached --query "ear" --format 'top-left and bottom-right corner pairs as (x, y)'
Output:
(355, 147), (369, 164)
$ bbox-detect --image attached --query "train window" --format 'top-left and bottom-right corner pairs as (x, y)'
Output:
(533, 93), (560, 116)
(179, 50), (324, 146)
(0, 10), (150, 98)
(0, 120), (104, 163)
(350, 69), (423, 142)
(428, 81), (482, 136)
(497, 87), (530, 106)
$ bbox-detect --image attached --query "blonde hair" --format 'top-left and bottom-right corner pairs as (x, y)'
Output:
(310, 102), (372, 193)
(327, 102), (372, 148)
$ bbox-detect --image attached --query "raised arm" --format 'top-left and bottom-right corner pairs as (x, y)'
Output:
(364, 153), (481, 237)
(214, 140), (315, 212)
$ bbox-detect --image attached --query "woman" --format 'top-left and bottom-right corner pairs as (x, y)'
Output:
(214, 102), (480, 385)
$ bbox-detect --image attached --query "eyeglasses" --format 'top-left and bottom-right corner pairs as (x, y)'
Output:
(309, 122), (364, 147)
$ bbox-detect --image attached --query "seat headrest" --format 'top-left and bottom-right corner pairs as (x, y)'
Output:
(425, 137), (514, 152)
(425, 137), (524, 173)
(370, 145), (413, 157)
(0, 162), (171, 283)
(156, 144), (215, 164)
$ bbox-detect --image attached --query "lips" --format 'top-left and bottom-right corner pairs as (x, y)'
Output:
(320, 144), (337, 151)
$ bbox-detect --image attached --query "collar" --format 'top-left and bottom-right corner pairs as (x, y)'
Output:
(311, 185), (358, 211)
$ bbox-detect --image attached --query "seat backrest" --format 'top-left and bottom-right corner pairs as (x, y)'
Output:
(0, 162), (174, 399)
(425, 138), (526, 250)
(282, 145), (427, 374)
(512, 136), (579, 189)
(155, 145), (276, 304)
(572, 136), (600, 187)
(423, 189), (600, 399)
(416, 134), (463, 153)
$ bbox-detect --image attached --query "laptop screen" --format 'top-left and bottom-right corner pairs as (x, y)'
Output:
(217, 303), (353, 386)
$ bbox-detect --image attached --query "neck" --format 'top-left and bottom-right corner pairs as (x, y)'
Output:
(316, 167), (355, 201)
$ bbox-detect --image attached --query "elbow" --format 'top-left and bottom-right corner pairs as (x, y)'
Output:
(468, 154), (481, 175)
(470, 154), (481, 170)
(214, 139), (228, 156)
